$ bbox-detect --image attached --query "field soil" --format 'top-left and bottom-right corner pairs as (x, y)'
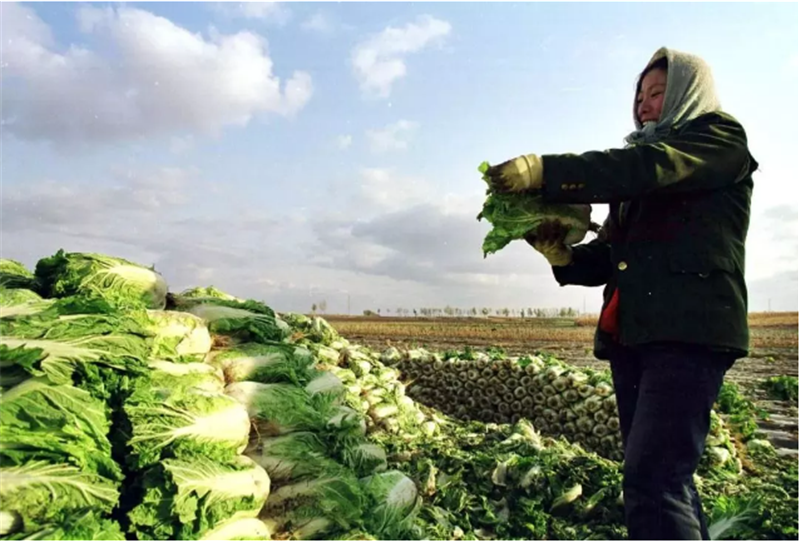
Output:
(324, 312), (799, 456)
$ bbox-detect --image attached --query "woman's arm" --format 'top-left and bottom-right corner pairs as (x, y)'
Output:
(547, 215), (613, 287)
(540, 112), (756, 205)
(552, 238), (612, 287)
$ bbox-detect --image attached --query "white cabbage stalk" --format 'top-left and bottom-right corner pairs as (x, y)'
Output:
(551, 483), (582, 511)
(707, 446), (732, 465)
(261, 517), (333, 540)
(200, 517), (272, 540)
(0, 511), (22, 536)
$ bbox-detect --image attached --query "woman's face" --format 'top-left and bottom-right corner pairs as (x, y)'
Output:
(636, 68), (667, 125)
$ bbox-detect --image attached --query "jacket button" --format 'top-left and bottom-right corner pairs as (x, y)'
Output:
(618, 261), (628, 271)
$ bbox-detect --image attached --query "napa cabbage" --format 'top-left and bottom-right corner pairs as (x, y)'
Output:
(260, 467), (366, 539)
(476, 161), (595, 256)
(0, 331), (151, 386)
(124, 385), (251, 469)
(225, 381), (340, 437)
(34, 250), (168, 310)
(2, 509), (125, 541)
(199, 517), (272, 540)
(245, 431), (345, 483)
(0, 259), (38, 290)
(281, 312), (341, 346)
(145, 309), (212, 361)
(0, 462), (120, 529)
(127, 455), (271, 540)
(177, 286), (242, 301)
(146, 360), (226, 395)
(0, 378), (122, 480)
(0, 288), (48, 319)
(180, 300), (290, 344)
(360, 470), (421, 539)
(207, 342), (316, 386)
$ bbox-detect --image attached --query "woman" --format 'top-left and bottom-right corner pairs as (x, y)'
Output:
(483, 47), (758, 540)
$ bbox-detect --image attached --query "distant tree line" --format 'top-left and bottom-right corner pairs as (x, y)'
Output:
(360, 306), (581, 318)
(309, 299), (581, 318)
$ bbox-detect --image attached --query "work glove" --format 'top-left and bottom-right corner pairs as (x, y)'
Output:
(483, 154), (544, 193)
(524, 220), (573, 267)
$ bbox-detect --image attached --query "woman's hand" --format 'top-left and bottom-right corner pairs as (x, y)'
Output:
(484, 154), (544, 192)
(524, 220), (573, 266)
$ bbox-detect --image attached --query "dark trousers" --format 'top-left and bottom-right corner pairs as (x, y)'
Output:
(608, 342), (736, 540)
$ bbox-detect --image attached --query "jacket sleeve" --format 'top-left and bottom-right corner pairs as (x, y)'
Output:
(551, 215), (612, 287)
(539, 112), (756, 205)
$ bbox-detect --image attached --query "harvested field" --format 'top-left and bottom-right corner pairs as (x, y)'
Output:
(324, 312), (798, 379)
(325, 312), (799, 457)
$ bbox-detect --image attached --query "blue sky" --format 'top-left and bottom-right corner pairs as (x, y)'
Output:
(2, 1), (798, 314)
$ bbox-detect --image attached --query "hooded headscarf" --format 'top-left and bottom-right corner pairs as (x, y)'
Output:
(624, 47), (721, 146)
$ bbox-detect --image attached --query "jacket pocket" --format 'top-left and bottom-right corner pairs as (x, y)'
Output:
(668, 252), (737, 278)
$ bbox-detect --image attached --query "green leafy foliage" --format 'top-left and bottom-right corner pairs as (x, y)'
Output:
(703, 445), (799, 540)
(171, 297), (290, 344)
(715, 382), (768, 441)
(35, 250), (168, 310)
(0, 378), (123, 538)
(124, 382), (251, 470)
(760, 376), (798, 403)
(0, 378), (122, 481)
(0, 310), (153, 385)
(127, 456), (270, 540)
(383, 419), (627, 540)
(176, 286), (241, 301)
(361, 470), (422, 539)
(225, 381), (341, 437)
(144, 310), (213, 362)
(260, 468), (367, 539)
(475, 162), (593, 257)
(207, 342), (316, 386)
(0, 259), (38, 290)
(3, 510), (125, 541)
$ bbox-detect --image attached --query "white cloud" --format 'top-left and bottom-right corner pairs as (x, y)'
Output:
(357, 168), (430, 212)
(302, 12), (334, 34)
(336, 134), (353, 150)
(1, 3), (311, 146)
(366, 120), (418, 153)
(351, 15), (451, 98)
(211, 2), (291, 25)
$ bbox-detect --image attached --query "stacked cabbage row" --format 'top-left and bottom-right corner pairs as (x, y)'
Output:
(0, 253), (419, 541)
(381, 346), (741, 475)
